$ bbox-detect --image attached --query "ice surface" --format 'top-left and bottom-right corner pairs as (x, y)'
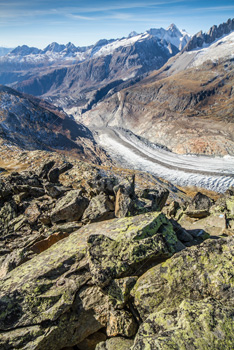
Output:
(95, 128), (234, 193)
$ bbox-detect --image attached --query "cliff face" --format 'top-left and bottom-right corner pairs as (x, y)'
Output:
(183, 18), (234, 51)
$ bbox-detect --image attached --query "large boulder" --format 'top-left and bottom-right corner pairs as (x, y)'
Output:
(87, 212), (184, 287)
(82, 192), (115, 223)
(131, 237), (234, 320)
(50, 190), (89, 223)
(96, 337), (134, 350)
(185, 192), (214, 218)
(0, 211), (181, 350)
(132, 299), (234, 350)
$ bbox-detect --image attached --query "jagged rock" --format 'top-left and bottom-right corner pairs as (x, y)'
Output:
(132, 299), (234, 350)
(0, 248), (28, 279)
(184, 18), (234, 51)
(48, 167), (60, 183)
(87, 212), (184, 287)
(132, 237), (234, 320)
(24, 202), (41, 224)
(96, 337), (134, 350)
(0, 200), (17, 231)
(38, 160), (55, 179)
(138, 187), (169, 211)
(82, 192), (115, 223)
(44, 182), (70, 198)
(115, 187), (132, 218)
(166, 200), (180, 217)
(87, 176), (119, 196)
(50, 190), (89, 223)
(105, 276), (138, 309)
(106, 309), (137, 337)
(186, 213), (227, 236)
(0, 212), (182, 349)
(114, 175), (136, 218)
(76, 331), (106, 350)
(113, 175), (135, 197)
(185, 192), (213, 218)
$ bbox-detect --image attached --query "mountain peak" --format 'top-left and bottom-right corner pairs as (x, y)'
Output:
(43, 42), (66, 53)
(167, 23), (178, 30)
(183, 18), (234, 52)
(10, 45), (41, 56)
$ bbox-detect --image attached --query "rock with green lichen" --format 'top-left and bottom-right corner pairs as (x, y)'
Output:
(87, 212), (184, 287)
(0, 212), (180, 350)
(104, 276), (138, 308)
(131, 299), (234, 350)
(132, 237), (234, 320)
(96, 337), (134, 350)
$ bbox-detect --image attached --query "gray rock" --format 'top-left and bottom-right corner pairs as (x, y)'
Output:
(47, 167), (60, 183)
(96, 337), (134, 350)
(50, 190), (89, 223)
(82, 192), (115, 223)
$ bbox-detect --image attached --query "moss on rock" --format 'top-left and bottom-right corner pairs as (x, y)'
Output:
(132, 299), (234, 349)
(132, 237), (234, 320)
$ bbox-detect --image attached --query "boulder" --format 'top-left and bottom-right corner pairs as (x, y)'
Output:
(50, 190), (89, 223)
(76, 331), (106, 350)
(24, 202), (41, 224)
(185, 192), (214, 218)
(115, 187), (133, 218)
(132, 237), (234, 320)
(87, 176), (119, 196)
(132, 299), (234, 350)
(96, 337), (134, 350)
(114, 175), (135, 218)
(82, 192), (115, 223)
(87, 212), (184, 287)
(137, 187), (169, 211)
(0, 212), (182, 350)
(47, 167), (60, 183)
(44, 182), (69, 198)
(38, 160), (55, 179)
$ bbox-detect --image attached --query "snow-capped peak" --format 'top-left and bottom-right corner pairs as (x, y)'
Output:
(147, 24), (191, 50)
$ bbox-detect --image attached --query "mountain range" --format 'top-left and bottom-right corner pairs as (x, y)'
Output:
(1, 17), (234, 350)
(0, 19), (233, 163)
(79, 19), (234, 157)
(0, 24), (190, 109)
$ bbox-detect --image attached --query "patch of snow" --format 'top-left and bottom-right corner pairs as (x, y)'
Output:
(92, 33), (150, 58)
(192, 32), (234, 67)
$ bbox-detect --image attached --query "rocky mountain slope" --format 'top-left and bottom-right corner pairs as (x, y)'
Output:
(0, 85), (109, 164)
(0, 152), (234, 349)
(80, 19), (234, 157)
(0, 25), (190, 109)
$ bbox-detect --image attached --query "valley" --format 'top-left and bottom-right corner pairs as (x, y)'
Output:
(93, 127), (234, 192)
(1, 16), (234, 350)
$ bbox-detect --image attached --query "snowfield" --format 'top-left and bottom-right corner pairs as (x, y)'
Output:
(94, 128), (234, 193)
(191, 32), (234, 67)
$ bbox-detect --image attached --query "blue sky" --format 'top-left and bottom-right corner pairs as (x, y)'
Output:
(0, 0), (234, 48)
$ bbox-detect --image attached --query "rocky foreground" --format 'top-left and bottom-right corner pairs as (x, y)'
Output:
(1, 156), (234, 350)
